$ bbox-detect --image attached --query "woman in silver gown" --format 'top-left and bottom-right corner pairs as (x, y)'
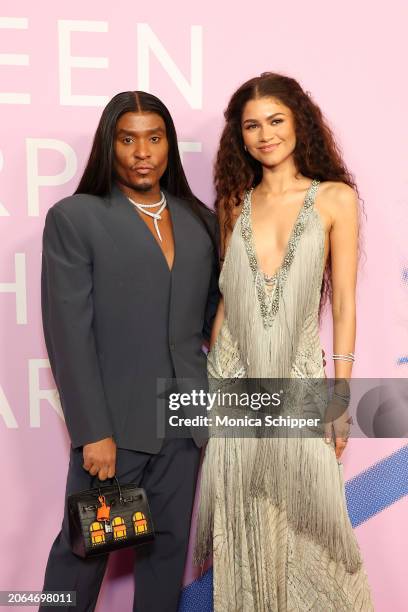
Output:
(194, 73), (374, 611)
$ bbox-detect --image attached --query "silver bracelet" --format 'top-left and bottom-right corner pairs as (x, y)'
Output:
(332, 352), (355, 362)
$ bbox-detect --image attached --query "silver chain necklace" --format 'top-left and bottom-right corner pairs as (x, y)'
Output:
(127, 192), (167, 242)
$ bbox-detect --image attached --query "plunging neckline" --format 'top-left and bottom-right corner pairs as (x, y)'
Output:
(240, 179), (320, 327)
(126, 191), (176, 274)
(248, 180), (317, 282)
(133, 204), (175, 273)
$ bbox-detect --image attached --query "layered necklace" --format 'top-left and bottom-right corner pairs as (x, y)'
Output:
(127, 191), (167, 242)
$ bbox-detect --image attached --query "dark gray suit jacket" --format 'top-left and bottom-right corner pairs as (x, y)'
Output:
(41, 185), (219, 453)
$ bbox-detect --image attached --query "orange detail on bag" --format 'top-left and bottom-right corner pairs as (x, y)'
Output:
(90, 521), (106, 545)
(96, 495), (111, 522)
(112, 516), (127, 539)
(133, 511), (148, 534)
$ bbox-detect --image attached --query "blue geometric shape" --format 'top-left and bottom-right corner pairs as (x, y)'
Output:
(345, 445), (408, 527)
(397, 356), (408, 365)
(179, 568), (213, 612)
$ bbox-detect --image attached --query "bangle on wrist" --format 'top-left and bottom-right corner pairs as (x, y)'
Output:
(332, 352), (355, 362)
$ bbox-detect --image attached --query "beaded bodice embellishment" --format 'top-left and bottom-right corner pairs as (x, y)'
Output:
(240, 179), (320, 328)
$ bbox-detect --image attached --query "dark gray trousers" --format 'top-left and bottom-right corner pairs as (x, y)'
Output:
(40, 439), (201, 612)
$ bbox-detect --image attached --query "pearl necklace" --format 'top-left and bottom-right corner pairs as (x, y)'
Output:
(128, 192), (167, 242)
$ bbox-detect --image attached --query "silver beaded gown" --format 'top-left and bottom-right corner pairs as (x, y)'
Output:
(194, 180), (374, 611)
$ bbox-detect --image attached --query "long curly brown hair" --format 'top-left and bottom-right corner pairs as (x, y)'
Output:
(215, 72), (364, 315)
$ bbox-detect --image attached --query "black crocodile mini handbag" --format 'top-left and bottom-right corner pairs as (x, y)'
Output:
(68, 477), (155, 558)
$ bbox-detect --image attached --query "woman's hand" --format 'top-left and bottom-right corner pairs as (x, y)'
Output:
(324, 382), (352, 460)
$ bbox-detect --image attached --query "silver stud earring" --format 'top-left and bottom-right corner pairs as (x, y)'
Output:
(244, 145), (248, 152)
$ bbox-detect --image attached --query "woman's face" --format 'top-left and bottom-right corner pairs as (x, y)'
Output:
(241, 96), (296, 168)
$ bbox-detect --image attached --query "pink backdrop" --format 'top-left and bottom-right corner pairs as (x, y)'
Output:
(1, 1), (407, 610)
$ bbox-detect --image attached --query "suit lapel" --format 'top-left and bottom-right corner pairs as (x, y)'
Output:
(163, 189), (180, 274)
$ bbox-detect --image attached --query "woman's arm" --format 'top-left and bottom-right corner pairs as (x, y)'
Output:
(326, 183), (359, 458)
(209, 297), (225, 349)
(329, 183), (359, 379)
(208, 199), (242, 350)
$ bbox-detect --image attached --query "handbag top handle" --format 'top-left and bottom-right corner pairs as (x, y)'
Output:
(90, 475), (124, 503)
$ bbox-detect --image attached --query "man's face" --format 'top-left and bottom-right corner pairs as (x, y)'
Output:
(113, 111), (169, 193)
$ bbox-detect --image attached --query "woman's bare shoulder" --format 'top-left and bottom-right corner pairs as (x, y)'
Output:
(316, 181), (358, 224)
(318, 181), (357, 205)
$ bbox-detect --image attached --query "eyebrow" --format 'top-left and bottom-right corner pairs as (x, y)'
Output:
(116, 126), (165, 135)
(242, 112), (285, 124)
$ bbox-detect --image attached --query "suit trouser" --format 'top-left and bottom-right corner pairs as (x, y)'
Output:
(40, 438), (201, 612)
